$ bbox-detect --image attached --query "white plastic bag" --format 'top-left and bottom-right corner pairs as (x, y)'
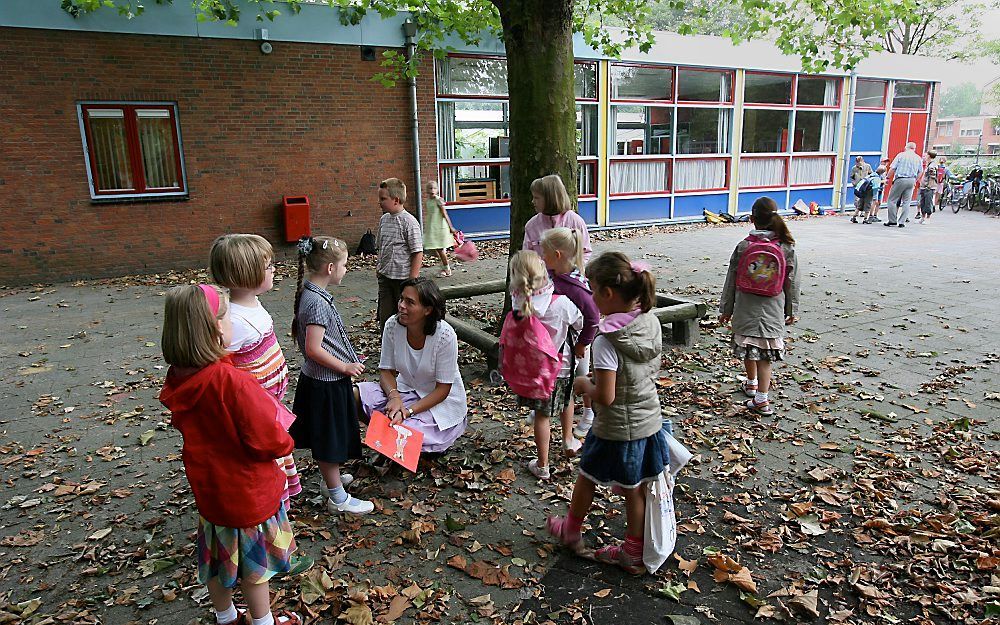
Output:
(665, 432), (692, 476)
(642, 470), (677, 574)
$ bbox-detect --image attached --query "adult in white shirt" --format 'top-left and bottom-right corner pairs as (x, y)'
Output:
(356, 278), (468, 453)
(885, 142), (924, 227)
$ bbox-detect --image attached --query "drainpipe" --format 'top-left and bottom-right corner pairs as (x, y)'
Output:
(840, 69), (858, 211)
(402, 18), (423, 227)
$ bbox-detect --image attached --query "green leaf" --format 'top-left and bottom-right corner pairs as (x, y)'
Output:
(445, 513), (465, 532)
(139, 430), (156, 446)
(658, 581), (687, 601)
(665, 616), (701, 625)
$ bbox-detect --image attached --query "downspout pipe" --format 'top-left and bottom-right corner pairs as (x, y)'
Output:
(403, 18), (423, 227)
(840, 70), (858, 210)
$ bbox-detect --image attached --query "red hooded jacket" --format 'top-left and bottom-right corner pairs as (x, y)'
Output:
(160, 359), (294, 528)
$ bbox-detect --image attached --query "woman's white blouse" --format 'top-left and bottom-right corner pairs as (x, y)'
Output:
(378, 316), (468, 430)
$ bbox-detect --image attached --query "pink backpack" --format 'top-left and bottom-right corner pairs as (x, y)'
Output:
(499, 296), (564, 400)
(735, 235), (786, 297)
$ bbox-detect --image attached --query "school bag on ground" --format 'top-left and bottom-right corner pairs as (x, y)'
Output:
(854, 177), (872, 198)
(735, 234), (787, 297)
(498, 296), (565, 400)
(356, 229), (377, 255)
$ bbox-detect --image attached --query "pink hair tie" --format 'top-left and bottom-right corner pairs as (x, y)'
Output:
(198, 284), (220, 316)
(630, 260), (651, 274)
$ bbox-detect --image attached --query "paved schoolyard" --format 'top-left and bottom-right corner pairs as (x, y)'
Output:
(0, 208), (997, 624)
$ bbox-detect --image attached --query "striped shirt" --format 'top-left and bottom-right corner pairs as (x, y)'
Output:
(228, 301), (289, 400)
(889, 150), (924, 179)
(295, 281), (360, 382)
(376, 209), (423, 279)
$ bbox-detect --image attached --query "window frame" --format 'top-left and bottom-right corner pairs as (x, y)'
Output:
(738, 155), (790, 190)
(675, 67), (735, 105)
(854, 78), (888, 110)
(671, 155), (730, 194)
(610, 62), (675, 103)
(891, 81), (930, 111)
(608, 156), (673, 197)
(77, 101), (187, 200)
(743, 71), (795, 108)
(794, 76), (842, 109)
(788, 154), (835, 187)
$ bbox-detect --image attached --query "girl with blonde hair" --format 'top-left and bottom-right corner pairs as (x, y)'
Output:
(522, 174), (593, 261)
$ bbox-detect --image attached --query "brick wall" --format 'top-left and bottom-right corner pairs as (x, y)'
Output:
(0, 28), (438, 284)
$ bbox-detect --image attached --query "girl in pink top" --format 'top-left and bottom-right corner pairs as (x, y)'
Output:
(522, 174), (593, 263)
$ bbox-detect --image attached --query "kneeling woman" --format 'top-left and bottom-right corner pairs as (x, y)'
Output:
(356, 277), (468, 452)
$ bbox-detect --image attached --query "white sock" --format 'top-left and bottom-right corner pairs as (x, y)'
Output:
(252, 613), (275, 625)
(754, 391), (769, 403)
(582, 407), (594, 420)
(746, 378), (758, 386)
(215, 604), (238, 624)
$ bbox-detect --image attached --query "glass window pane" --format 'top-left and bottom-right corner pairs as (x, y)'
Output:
(744, 73), (792, 105)
(610, 160), (670, 194)
(577, 104), (598, 156)
(437, 56), (508, 97)
(855, 79), (886, 108)
(612, 106), (672, 155)
(739, 157), (786, 187)
(674, 159), (726, 191)
(796, 77), (839, 106)
(87, 110), (133, 191)
(437, 101), (509, 160)
(790, 157), (833, 185)
(793, 110), (838, 152)
(579, 161), (597, 196)
(742, 109), (790, 153)
(676, 108), (730, 154)
(611, 65), (673, 101)
(137, 112), (179, 189)
(677, 69), (732, 102)
(894, 82), (928, 109)
(439, 163), (510, 203)
(575, 63), (597, 99)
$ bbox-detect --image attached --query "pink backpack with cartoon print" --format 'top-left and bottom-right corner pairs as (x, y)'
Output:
(735, 235), (786, 297)
(499, 297), (564, 399)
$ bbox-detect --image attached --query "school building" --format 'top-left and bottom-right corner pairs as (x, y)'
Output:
(0, 2), (941, 284)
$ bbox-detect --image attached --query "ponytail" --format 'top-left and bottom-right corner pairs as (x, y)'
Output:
(750, 197), (795, 245)
(520, 282), (534, 317)
(585, 252), (657, 313)
(635, 269), (656, 313)
(292, 242), (307, 339)
(508, 250), (548, 318)
(768, 213), (795, 245)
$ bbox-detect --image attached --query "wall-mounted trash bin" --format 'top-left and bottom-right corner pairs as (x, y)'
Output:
(282, 195), (311, 242)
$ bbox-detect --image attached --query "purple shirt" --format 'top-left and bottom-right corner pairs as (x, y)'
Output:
(550, 270), (599, 347)
(522, 211), (593, 263)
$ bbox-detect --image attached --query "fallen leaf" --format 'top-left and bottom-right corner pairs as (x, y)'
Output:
(593, 588), (611, 598)
(787, 590), (820, 619)
(88, 527), (112, 541)
(342, 602), (374, 625)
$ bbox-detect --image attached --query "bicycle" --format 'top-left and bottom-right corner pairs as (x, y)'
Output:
(950, 178), (969, 213)
(940, 178), (959, 212)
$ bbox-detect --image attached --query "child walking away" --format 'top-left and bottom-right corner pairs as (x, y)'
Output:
(376, 178), (423, 331)
(422, 181), (457, 277)
(522, 174), (593, 261)
(291, 236), (373, 515)
(159, 284), (301, 625)
(719, 197), (799, 416)
(547, 252), (681, 574)
(863, 167), (886, 224)
(540, 227), (599, 438)
(210, 234), (300, 511)
(500, 251), (583, 480)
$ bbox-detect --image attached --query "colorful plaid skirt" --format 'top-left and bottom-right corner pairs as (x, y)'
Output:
(197, 506), (295, 588)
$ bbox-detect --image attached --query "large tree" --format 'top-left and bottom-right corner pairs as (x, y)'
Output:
(63, 0), (906, 254)
(939, 82), (984, 117)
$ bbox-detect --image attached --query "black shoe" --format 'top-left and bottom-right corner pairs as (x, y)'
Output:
(898, 224), (905, 228)
(851, 217), (858, 223)
(905, 218), (910, 222)
(884, 222), (897, 226)
(872, 217), (882, 222)
(863, 217), (873, 224)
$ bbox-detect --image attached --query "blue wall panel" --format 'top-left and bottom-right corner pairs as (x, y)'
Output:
(673, 193), (728, 217)
(851, 112), (886, 153)
(609, 197), (671, 223)
(738, 190), (786, 213)
(790, 187), (834, 208)
(578, 199), (598, 225)
(447, 205), (510, 235)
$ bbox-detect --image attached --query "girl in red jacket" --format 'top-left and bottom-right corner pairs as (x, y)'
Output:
(160, 284), (300, 625)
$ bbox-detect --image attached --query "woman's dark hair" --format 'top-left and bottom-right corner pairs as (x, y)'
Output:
(399, 277), (446, 336)
(750, 197), (795, 245)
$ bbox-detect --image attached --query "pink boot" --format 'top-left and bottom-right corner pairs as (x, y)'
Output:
(546, 516), (584, 553)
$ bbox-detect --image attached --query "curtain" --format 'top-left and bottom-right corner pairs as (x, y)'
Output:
(790, 157), (832, 185)
(674, 159), (726, 191)
(136, 110), (177, 188)
(437, 102), (457, 202)
(87, 109), (133, 191)
(610, 160), (670, 194)
(718, 109), (730, 153)
(739, 157), (785, 187)
(578, 162), (596, 195)
(823, 79), (837, 106)
(819, 111), (837, 152)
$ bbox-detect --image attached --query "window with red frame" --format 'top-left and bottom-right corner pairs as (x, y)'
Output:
(893, 82), (928, 109)
(79, 103), (186, 198)
(855, 79), (887, 108)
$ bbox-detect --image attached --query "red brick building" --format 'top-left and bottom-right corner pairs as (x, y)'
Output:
(930, 115), (1000, 154)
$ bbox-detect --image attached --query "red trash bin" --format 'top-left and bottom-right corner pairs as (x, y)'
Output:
(282, 195), (311, 242)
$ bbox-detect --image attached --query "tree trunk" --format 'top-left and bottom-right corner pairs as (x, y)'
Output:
(497, 0), (578, 255)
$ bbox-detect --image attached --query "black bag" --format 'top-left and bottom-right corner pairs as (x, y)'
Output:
(356, 229), (377, 255)
(854, 178), (872, 198)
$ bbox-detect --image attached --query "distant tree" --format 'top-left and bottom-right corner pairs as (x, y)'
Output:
(639, 0), (750, 36)
(939, 82), (983, 117)
(880, 0), (998, 58)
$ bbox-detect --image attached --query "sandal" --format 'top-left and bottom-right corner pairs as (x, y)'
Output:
(741, 380), (758, 398)
(546, 515), (584, 553)
(745, 397), (774, 416)
(594, 543), (644, 575)
(437, 268), (453, 277)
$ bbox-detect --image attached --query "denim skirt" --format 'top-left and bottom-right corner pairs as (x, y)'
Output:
(578, 422), (671, 489)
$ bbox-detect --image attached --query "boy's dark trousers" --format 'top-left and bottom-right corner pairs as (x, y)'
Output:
(377, 273), (406, 332)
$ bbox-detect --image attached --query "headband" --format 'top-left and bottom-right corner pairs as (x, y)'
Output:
(198, 284), (220, 317)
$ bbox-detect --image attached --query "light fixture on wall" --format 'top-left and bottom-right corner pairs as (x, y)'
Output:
(255, 28), (272, 55)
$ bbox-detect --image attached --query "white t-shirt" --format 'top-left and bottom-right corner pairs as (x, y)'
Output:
(227, 299), (274, 352)
(591, 335), (619, 371)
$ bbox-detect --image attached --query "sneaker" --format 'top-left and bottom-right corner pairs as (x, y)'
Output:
(327, 495), (374, 515)
(863, 217), (873, 224)
(572, 412), (594, 438)
(884, 222), (897, 227)
(851, 217), (858, 223)
(525, 410), (535, 426)
(527, 458), (550, 480)
(594, 542), (644, 575)
(545, 515), (584, 553)
(898, 223), (905, 228)
(745, 397), (775, 416)
(563, 436), (583, 457)
(872, 216), (882, 223)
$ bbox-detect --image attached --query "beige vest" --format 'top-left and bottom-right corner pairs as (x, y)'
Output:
(592, 312), (663, 442)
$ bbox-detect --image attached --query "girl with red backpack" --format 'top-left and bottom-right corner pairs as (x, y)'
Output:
(719, 197), (800, 416)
